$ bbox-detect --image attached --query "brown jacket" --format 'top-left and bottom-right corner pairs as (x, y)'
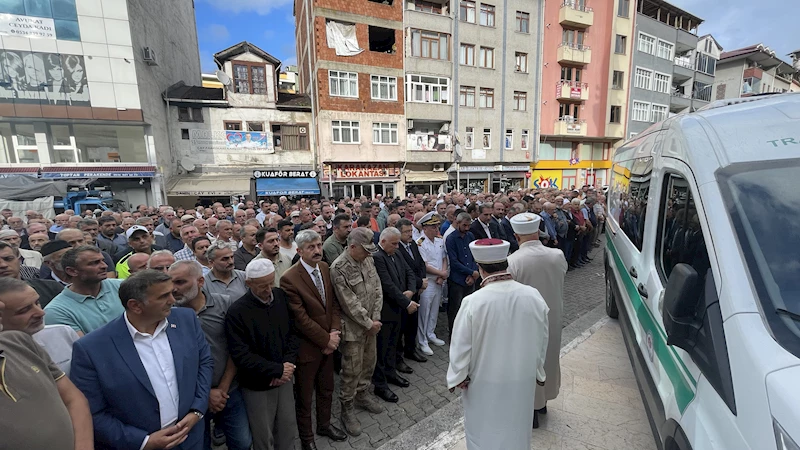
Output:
(281, 260), (343, 363)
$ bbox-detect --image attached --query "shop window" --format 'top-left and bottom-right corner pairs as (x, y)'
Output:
(539, 142), (555, 160)
(272, 123), (309, 150)
(73, 124), (148, 163)
(369, 26), (396, 53)
(50, 124), (75, 163)
(0, 123), (14, 163)
(592, 143), (604, 160)
(12, 124), (38, 163)
(555, 142), (572, 160)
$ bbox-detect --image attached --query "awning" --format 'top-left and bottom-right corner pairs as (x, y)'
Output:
(256, 177), (320, 196)
(168, 176), (251, 197)
(405, 171), (449, 183)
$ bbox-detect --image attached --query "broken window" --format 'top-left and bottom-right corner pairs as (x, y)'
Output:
(369, 0), (394, 4)
(369, 26), (396, 53)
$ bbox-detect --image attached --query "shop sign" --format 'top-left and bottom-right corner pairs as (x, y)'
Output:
(530, 170), (562, 189)
(324, 164), (401, 179)
(253, 170), (317, 178)
(567, 123), (582, 134)
(570, 86), (582, 98)
(0, 14), (55, 40)
(42, 170), (155, 179)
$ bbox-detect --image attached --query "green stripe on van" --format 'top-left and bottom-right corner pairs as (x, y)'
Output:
(606, 235), (696, 414)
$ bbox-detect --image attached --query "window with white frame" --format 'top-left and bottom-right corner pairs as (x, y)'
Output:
(465, 126), (475, 149)
(653, 72), (670, 94)
(370, 75), (397, 100)
(634, 67), (653, 90)
(460, 43), (475, 65)
(479, 47), (494, 68)
(629, 132), (638, 139)
(504, 129), (513, 150)
(406, 74), (450, 104)
(632, 101), (650, 122)
(459, 85), (475, 107)
(515, 52), (528, 72)
(372, 123), (398, 144)
(332, 120), (360, 143)
(329, 70), (358, 98)
(513, 91), (526, 111)
(520, 129), (529, 150)
(482, 128), (491, 149)
(651, 104), (668, 122)
(657, 39), (674, 60)
(638, 32), (656, 54)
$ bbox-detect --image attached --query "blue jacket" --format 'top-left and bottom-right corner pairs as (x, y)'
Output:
(446, 230), (478, 286)
(70, 308), (213, 450)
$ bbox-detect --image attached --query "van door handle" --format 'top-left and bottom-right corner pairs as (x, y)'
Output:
(637, 284), (649, 299)
(629, 266), (638, 278)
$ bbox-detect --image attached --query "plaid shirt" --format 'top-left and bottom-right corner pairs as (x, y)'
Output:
(20, 264), (40, 280)
(174, 246), (195, 261)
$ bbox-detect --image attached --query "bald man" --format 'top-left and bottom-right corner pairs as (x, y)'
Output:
(127, 253), (149, 275)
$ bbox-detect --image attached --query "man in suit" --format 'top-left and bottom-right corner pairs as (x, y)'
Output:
(371, 227), (419, 403)
(470, 204), (501, 241)
(281, 230), (347, 449)
(70, 269), (213, 450)
(395, 218), (429, 367)
(497, 203), (519, 254)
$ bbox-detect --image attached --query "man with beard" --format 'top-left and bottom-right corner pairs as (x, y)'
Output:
(322, 214), (352, 265)
(170, 260), (252, 450)
(97, 216), (127, 248)
(204, 241), (247, 300)
(114, 225), (160, 279)
(253, 227), (292, 287)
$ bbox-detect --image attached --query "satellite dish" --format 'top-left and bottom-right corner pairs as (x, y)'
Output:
(215, 70), (232, 87)
(180, 159), (196, 172)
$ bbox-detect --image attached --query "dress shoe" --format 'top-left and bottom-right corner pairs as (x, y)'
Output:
(536, 406), (548, 415)
(301, 442), (318, 450)
(375, 387), (399, 403)
(387, 374), (410, 388)
(405, 349), (428, 363)
(428, 335), (446, 346)
(419, 344), (434, 356)
(396, 360), (414, 374)
(317, 424), (347, 441)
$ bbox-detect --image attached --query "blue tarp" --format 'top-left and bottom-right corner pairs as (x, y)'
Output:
(256, 178), (320, 196)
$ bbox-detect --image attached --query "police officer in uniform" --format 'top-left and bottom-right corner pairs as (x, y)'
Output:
(416, 212), (448, 356)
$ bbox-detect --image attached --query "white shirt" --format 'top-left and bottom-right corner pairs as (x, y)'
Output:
(33, 324), (79, 377)
(418, 235), (446, 277)
(279, 242), (298, 260)
(479, 220), (492, 238)
(124, 313), (180, 429)
(300, 258), (325, 300)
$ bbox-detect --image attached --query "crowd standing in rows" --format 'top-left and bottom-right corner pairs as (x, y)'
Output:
(0, 185), (606, 450)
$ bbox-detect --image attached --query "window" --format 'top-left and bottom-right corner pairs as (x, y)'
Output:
(224, 121), (242, 131)
(479, 87), (494, 108)
(516, 11), (529, 33)
(482, 128), (491, 149)
(504, 129), (513, 150)
(329, 70), (359, 98)
(513, 91), (526, 111)
(414, 0), (442, 13)
(693, 81), (712, 101)
(465, 127), (475, 149)
(612, 70), (624, 89)
(638, 32), (656, 54)
(459, 86), (476, 107)
(612, 155), (652, 251)
(72, 124), (148, 163)
(479, 47), (494, 68)
(371, 75), (397, 100)
(617, 0), (629, 17)
(651, 104), (668, 122)
(742, 77), (760, 95)
(271, 123), (309, 150)
(247, 122), (264, 132)
(559, 103), (580, 119)
(657, 39), (674, 60)
(332, 120), (360, 143)
(615, 35), (627, 54)
(411, 29), (450, 60)
(696, 53), (717, 75)
(635, 67), (653, 90)
(460, 44), (475, 66)
(653, 72), (670, 94)
(178, 107), (203, 123)
(373, 123), (399, 144)
(406, 74), (450, 104)
(515, 52), (528, 72)
(610, 105), (622, 123)
(368, 26), (396, 53)
(632, 101), (650, 122)
(560, 66), (582, 82)
(629, 132), (638, 139)
(181, 129), (190, 140)
(460, 0), (476, 22)
(479, 3), (495, 26)
(562, 29), (585, 48)
(233, 63), (267, 95)
(49, 124), (75, 163)
(520, 130), (529, 150)
(657, 173), (709, 284)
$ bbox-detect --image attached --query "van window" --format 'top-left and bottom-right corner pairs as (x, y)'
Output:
(609, 156), (652, 251)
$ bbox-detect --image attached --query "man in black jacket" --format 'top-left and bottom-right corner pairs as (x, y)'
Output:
(395, 219), (428, 367)
(470, 204), (502, 240)
(371, 227), (419, 403)
(225, 259), (299, 450)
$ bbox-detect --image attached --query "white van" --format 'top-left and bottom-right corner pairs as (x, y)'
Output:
(605, 93), (800, 450)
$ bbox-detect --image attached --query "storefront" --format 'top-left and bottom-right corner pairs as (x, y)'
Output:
(253, 169), (321, 199)
(41, 165), (157, 210)
(404, 170), (449, 196)
(448, 165), (529, 193)
(321, 163), (402, 199)
(167, 174), (252, 208)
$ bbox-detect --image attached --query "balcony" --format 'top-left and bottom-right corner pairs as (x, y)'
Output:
(559, 2), (593, 28)
(670, 91), (691, 112)
(556, 81), (589, 101)
(557, 44), (591, 65)
(554, 118), (587, 136)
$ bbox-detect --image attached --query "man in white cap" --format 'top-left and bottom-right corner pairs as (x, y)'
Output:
(225, 258), (299, 450)
(447, 238), (549, 450)
(507, 212), (568, 427)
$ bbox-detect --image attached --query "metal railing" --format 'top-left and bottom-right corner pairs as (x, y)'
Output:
(561, 1), (593, 12)
(674, 57), (694, 69)
(559, 42), (591, 51)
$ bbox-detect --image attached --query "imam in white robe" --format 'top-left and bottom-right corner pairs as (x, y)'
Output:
(447, 279), (549, 450)
(508, 239), (568, 409)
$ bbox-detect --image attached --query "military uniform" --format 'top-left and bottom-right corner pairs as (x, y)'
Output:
(417, 233), (447, 350)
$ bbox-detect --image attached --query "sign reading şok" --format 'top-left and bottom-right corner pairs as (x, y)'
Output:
(0, 14), (56, 40)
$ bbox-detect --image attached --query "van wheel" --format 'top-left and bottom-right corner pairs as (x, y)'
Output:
(606, 270), (619, 319)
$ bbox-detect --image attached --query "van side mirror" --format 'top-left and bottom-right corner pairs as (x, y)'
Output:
(663, 263), (702, 350)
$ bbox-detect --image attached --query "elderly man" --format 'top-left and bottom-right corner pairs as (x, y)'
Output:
(226, 259), (299, 450)
(507, 213), (567, 427)
(447, 239), (550, 449)
(281, 230), (347, 448)
(22, 222), (48, 250)
(41, 240), (72, 285)
(234, 225), (259, 271)
(171, 260), (252, 450)
(0, 241), (64, 307)
(0, 229), (43, 268)
(322, 214), (351, 265)
(253, 227), (292, 287)
(329, 227), (384, 436)
(70, 270), (213, 450)
(146, 250), (176, 273)
(128, 252), (150, 276)
(204, 240), (247, 300)
(396, 218), (428, 366)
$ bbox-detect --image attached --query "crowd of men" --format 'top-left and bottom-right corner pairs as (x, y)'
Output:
(0, 185), (604, 450)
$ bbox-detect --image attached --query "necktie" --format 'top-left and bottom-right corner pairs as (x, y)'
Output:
(405, 244), (413, 258)
(311, 268), (326, 305)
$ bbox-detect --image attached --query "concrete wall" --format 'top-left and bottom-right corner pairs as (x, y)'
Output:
(222, 53), (279, 108)
(712, 61), (744, 100)
(317, 110), (405, 163)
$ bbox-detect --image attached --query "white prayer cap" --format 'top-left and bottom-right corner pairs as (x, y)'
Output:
(469, 238), (510, 264)
(510, 213), (541, 235)
(245, 258), (275, 279)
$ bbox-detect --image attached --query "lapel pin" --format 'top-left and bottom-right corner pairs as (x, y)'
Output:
(170, 324), (177, 328)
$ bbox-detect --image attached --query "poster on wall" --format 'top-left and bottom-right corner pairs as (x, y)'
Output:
(0, 14), (55, 39)
(225, 130), (269, 149)
(190, 129), (274, 155)
(407, 133), (452, 151)
(0, 50), (89, 105)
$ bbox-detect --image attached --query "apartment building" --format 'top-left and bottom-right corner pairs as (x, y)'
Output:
(532, 0), (634, 190)
(295, 0), (406, 198)
(0, 0), (200, 206)
(712, 44), (799, 101)
(626, 0), (715, 138)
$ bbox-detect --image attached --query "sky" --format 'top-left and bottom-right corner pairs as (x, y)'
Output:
(192, 0), (800, 75)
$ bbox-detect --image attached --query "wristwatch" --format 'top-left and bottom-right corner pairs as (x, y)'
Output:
(190, 409), (205, 420)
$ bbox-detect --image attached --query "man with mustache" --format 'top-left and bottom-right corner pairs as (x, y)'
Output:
(203, 241), (247, 300)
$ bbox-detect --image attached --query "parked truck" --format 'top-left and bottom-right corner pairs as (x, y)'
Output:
(0, 176), (126, 218)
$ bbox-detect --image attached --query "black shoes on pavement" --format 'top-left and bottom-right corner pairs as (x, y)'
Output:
(396, 360), (414, 374)
(317, 425), (347, 441)
(387, 374), (410, 388)
(375, 387), (399, 403)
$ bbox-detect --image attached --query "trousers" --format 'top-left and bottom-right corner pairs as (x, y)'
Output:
(339, 334), (377, 402)
(372, 319), (400, 390)
(447, 280), (475, 339)
(294, 353), (335, 443)
(397, 301), (419, 361)
(203, 387), (252, 450)
(417, 278), (443, 347)
(242, 383), (297, 450)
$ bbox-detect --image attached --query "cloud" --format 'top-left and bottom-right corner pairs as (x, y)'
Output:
(202, 0), (293, 14)
(207, 24), (230, 41)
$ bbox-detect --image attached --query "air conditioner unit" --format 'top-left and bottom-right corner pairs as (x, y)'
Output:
(407, 119), (414, 129)
(299, 126), (307, 135)
(432, 163), (445, 172)
(142, 47), (158, 66)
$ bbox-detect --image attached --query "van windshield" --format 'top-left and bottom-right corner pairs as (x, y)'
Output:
(720, 161), (800, 354)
